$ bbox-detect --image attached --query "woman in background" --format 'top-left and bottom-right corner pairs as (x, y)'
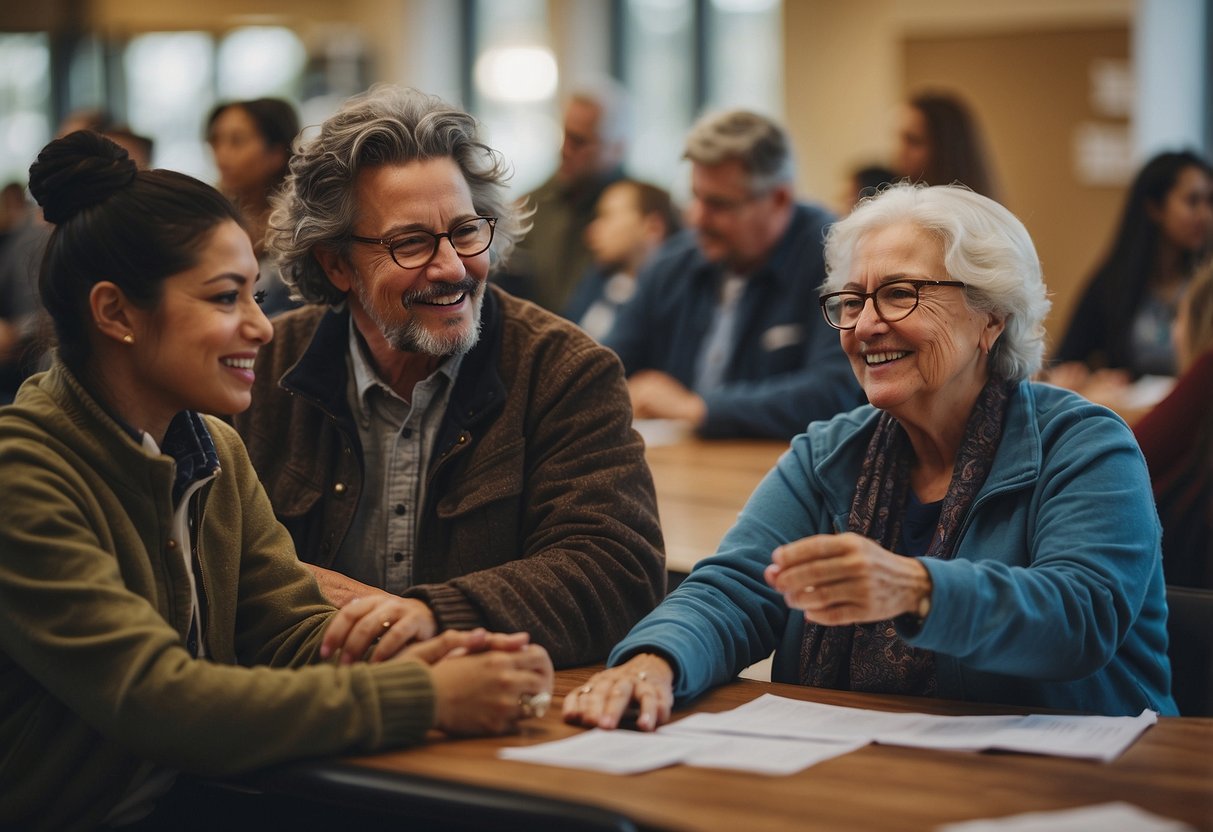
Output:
(1134, 261), (1213, 588)
(206, 97), (302, 315)
(895, 92), (1001, 202)
(1053, 150), (1213, 382)
(0, 131), (552, 830)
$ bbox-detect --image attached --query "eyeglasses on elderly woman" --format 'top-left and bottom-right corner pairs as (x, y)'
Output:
(819, 278), (967, 330)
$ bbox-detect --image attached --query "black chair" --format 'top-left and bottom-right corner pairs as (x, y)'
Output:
(1165, 585), (1213, 717)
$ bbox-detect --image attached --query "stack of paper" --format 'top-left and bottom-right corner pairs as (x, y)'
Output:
(499, 694), (1158, 776)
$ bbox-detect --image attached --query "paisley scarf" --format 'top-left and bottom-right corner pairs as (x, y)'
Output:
(797, 377), (1013, 694)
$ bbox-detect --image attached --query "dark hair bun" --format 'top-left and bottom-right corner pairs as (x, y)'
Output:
(28, 130), (138, 225)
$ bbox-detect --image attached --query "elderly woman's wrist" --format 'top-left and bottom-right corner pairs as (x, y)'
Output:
(896, 562), (933, 635)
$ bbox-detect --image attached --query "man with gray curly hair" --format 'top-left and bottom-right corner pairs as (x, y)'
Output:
(603, 109), (862, 439)
(233, 86), (664, 668)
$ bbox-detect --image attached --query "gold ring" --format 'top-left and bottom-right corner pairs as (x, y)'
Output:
(381, 620), (393, 630)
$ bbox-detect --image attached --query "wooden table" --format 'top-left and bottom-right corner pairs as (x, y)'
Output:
(644, 438), (788, 574)
(243, 668), (1213, 832)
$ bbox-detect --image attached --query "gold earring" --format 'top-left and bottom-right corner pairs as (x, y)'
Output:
(122, 334), (134, 345)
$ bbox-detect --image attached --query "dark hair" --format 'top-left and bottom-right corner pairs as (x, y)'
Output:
(207, 97), (300, 184)
(1066, 150), (1213, 366)
(853, 165), (898, 200)
(909, 93), (1000, 201)
(27, 130), (243, 373)
(625, 180), (681, 238)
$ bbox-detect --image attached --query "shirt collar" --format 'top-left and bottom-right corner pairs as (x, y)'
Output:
(346, 316), (463, 416)
(141, 410), (221, 505)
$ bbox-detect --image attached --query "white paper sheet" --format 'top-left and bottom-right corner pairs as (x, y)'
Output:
(679, 734), (866, 776)
(497, 727), (862, 776)
(658, 694), (1156, 761)
(935, 801), (1195, 832)
(499, 696), (1157, 777)
(498, 729), (702, 774)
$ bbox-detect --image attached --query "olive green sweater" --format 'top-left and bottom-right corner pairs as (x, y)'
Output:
(0, 364), (435, 831)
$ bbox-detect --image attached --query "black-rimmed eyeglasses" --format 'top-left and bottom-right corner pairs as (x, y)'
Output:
(350, 216), (497, 270)
(819, 279), (967, 330)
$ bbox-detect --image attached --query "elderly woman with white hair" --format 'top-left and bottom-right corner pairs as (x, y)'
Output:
(565, 183), (1176, 728)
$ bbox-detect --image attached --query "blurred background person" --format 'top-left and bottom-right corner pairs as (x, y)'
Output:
(835, 162), (898, 217)
(1134, 260), (1213, 588)
(1051, 150), (1213, 395)
(895, 92), (1001, 201)
(0, 114), (153, 403)
(206, 97), (302, 315)
(564, 179), (680, 341)
(602, 109), (860, 440)
(502, 79), (631, 312)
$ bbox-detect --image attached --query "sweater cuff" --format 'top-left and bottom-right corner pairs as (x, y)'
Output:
(366, 661), (436, 748)
(404, 583), (485, 632)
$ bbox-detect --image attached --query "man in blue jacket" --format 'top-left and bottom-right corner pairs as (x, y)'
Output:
(603, 110), (862, 439)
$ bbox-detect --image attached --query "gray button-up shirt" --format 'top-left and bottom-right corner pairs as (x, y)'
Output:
(332, 320), (462, 593)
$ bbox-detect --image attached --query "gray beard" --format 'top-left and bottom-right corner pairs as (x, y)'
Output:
(356, 280), (484, 357)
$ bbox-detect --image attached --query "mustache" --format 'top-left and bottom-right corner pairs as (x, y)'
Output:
(401, 277), (481, 309)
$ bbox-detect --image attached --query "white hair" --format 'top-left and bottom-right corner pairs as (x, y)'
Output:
(823, 183), (1050, 381)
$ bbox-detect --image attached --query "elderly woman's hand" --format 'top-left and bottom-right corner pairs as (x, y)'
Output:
(562, 654), (675, 732)
(764, 532), (933, 626)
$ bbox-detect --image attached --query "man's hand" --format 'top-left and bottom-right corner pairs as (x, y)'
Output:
(627, 370), (707, 426)
(321, 594), (438, 663)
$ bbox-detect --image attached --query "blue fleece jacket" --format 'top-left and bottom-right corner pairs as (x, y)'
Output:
(610, 381), (1177, 716)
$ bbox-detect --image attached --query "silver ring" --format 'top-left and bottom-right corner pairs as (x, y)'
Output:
(381, 620), (393, 630)
(636, 671), (648, 683)
(579, 685), (594, 695)
(518, 690), (551, 719)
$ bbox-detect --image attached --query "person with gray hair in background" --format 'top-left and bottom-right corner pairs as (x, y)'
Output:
(602, 109), (861, 439)
(502, 79), (631, 312)
(566, 183), (1175, 732)
(232, 85), (664, 669)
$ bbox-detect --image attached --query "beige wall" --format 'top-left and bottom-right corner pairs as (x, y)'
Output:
(904, 27), (1130, 351)
(786, 0), (1135, 355)
(7, 0), (1139, 346)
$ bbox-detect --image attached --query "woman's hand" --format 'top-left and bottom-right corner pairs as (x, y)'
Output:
(429, 643), (555, 736)
(764, 532), (932, 626)
(320, 594), (438, 663)
(562, 653), (674, 732)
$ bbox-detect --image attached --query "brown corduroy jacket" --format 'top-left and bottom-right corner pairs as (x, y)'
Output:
(233, 286), (665, 668)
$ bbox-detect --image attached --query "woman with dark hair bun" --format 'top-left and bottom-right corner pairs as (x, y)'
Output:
(207, 97), (302, 314)
(0, 131), (552, 830)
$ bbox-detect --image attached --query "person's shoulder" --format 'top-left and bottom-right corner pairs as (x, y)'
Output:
(1021, 380), (1140, 453)
(495, 285), (608, 359)
(793, 200), (836, 228)
(794, 403), (880, 464)
(636, 230), (708, 283)
(521, 175), (562, 207)
(256, 304), (328, 367)
(267, 304), (326, 340)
